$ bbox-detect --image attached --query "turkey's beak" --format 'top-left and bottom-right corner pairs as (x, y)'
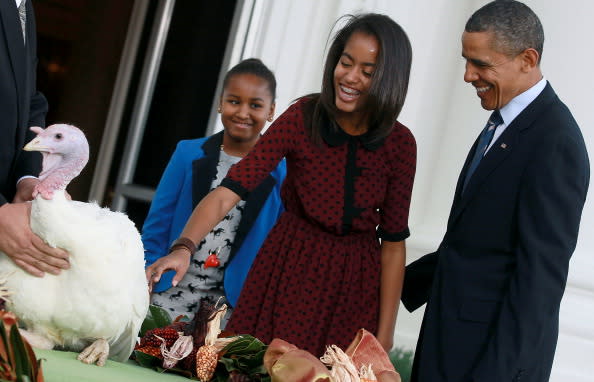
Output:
(23, 138), (49, 152)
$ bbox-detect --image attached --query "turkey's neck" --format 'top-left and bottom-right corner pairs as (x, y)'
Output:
(39, 153), (85, 193)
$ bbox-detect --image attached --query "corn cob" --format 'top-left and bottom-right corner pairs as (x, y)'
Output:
(135, 345), (163, 359)
(195, 344), (218, 381)
(194, 302), (228, 381)
(138, 327), (179, 348)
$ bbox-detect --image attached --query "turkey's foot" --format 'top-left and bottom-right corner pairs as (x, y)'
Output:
(77, 338), (109, 366)
(19, 329), (55, 349)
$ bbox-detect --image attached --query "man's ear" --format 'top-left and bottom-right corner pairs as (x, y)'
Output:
(520, 48), (540, 72)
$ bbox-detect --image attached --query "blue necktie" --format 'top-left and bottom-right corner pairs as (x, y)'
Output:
(463, 110), (503, 191)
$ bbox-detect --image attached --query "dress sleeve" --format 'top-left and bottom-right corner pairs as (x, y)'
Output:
(221, 101), (302, 198)
(377, 125), (417, 241)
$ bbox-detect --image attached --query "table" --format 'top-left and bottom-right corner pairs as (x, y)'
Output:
(34, 349), (190, 382)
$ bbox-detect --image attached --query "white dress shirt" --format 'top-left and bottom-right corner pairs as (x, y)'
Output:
(485, 76), (547, 153)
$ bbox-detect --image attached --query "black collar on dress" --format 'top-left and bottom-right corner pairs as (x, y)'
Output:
(320, 123), (385, 151)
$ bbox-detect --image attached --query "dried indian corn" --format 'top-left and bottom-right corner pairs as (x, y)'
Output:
(135, 345), (163, 359)
(195, 303), (227, 381)
(138, 327), (179, 348)
(195, 344), (218, 381)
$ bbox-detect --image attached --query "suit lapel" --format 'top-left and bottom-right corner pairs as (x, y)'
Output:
(191, 132), (224, 208)
(230, 175), (276, 259)
(0, 1), (26, 122)
(452, 139), (478, 205)
(450, 83), (558, 225)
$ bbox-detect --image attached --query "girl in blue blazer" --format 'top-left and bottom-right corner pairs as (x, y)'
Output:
(142, 59), (285, 322)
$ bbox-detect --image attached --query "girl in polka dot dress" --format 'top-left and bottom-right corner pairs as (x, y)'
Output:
(148, 13), (416, 356)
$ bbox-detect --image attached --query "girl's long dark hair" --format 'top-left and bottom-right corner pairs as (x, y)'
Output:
(304, 13), (412, 146)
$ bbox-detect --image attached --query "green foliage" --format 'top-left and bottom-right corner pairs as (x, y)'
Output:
(389, 347), (414, 382)
(139, 305), (175, 337)
(0, 312), (43, 382)
(132, 350), (160, 369)
(10, 325), (31, 379)
(213, 335), (269, 382)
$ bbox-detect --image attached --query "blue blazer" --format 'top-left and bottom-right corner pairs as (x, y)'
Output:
(402, 83), (589, 382)
(142, 132), (286, 306)
(0, 0), (47, 205)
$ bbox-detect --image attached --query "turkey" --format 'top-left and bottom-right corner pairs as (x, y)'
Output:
(0, 124), (149, 366)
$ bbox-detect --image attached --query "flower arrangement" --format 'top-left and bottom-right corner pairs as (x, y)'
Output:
(0, 310), (44, 382)
(134, 301), (402, 382)
(133, 300), (268, 381)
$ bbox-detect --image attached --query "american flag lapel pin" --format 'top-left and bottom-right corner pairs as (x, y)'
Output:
(500, 143), (507, 149)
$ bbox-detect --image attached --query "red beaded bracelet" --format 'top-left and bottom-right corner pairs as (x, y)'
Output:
(168, 237), (196, 255)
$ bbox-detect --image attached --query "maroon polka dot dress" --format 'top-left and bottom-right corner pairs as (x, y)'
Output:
(222, 98), (416, 356)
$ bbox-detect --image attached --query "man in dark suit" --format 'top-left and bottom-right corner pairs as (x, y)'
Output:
(0, 0), (69, 276)
(402, 1), (590, 381)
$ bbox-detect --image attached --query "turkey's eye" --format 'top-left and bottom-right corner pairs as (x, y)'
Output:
(55, 133), (63, 140)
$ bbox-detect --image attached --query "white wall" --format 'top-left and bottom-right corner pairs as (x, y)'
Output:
(227, 0), (594, 379)
(519, 2), (594, 380)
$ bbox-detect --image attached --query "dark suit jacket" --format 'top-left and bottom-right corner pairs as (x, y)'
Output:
(402, 83), (589, 382)
(0, 0), (47, 205)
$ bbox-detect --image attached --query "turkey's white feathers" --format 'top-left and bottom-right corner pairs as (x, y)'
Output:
(0, 195), (149, 361)
(0, 191), (149, 361)
(0, 124), (149, 363)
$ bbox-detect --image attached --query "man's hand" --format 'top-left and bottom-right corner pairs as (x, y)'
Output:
(13, 178), (38, 203)
(13, 178), (72, 202)
(145, 249), (192, 293)
(0, 202), (70, 277)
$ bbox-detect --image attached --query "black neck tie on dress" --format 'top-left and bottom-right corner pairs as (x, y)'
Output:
(463, 110), (503, 192)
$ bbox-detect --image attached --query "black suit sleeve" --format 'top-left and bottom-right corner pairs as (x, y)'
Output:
(470, 124), (589, 381)
(402, 251), (438, 312)
(14, 90), (46, 180)
(14, 4), (46, 183)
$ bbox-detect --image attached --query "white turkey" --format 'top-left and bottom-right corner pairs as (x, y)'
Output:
(0, 124), (149, 366)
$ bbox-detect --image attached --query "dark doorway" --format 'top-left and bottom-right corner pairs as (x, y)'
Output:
(34, 0), (135, 201)
(33, 0), (238, 230)
(109, 0), (237, 229)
